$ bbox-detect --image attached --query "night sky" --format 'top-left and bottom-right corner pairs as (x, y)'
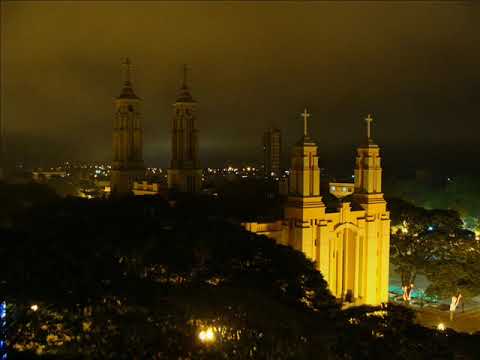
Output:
(2, 1), (479, 174)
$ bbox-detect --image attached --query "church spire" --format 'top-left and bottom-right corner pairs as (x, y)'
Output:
(288, 107), (322, 198)
(111, 58), (144, 195)
(123, 57), (131, 85)
(117, 57), (139, 100)
(182, 64), (188, 89)
(301, 108), (310, 137)
(354, 113), (383, 197)
(365, 113), (374, 144)
(296, 107), (315, 146)
(169, 64), (201, 193)
(176, 64), (194, 102)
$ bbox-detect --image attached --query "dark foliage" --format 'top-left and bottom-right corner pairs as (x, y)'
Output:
(0, 185), (479, 358)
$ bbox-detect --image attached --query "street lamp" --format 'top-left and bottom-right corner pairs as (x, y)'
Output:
(198, 327), (216, 344)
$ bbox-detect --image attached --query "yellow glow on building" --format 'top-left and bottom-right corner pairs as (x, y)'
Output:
(243, 113), (390, 306)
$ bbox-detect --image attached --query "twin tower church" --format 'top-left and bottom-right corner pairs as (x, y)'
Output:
(110, 59), (390, 306)
(244, 112), (390, 305)
(111, 59), (201, 195)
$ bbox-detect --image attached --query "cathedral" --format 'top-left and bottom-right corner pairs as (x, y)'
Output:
(110, 59), (145, 195)
(243, 111), (390, 306)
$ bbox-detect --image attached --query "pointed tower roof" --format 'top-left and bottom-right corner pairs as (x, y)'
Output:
(117, 58), (140, 100)
(176, 64), (195, 103)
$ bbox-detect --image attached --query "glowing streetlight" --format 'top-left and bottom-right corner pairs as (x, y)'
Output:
(1, 302), (6, 360)
(198, 327), (216, 343)
(30, 304), (39, 312)
(437, 323), (446, 331)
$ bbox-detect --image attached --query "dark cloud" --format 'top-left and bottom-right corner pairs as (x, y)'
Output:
(2, 1), (480, 173)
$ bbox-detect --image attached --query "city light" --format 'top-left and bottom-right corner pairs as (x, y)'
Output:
(198, 327), (216, 343)
(437, 323), (446, 331)
(1, 301), (6, 360)
(30, 304), (39, 312)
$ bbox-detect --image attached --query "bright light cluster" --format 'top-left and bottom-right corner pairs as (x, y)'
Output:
(365, 310), (388, 318)
(198, 327), (216, 343)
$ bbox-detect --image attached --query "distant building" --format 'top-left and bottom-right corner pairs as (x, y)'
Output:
(167, 66), (202, 193)
(263, 128), (281, 177)
(243, 111), (390, 306)
(132, 181), (167, 197)
(110, 58), (145, 195)
(32, 169), (67, 182)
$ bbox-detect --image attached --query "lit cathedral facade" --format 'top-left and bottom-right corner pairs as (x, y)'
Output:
(244, 111), (390, 306)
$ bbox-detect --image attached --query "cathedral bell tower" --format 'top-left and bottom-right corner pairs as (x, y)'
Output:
(353, 114), (386, 212)
(167, 65), (202, 193)
(353, 114), (390, 304)
(111, 58), (145, 195)
(283, 109), (325, 258)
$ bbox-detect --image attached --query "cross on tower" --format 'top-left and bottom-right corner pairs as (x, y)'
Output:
(122, 57), (131, 84)
(365, 113), (373, 142)
(301, 108), (310, 136)
(182, 64), (189, 88)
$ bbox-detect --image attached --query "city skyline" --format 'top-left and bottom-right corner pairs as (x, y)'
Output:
(1, 3), (480, 357)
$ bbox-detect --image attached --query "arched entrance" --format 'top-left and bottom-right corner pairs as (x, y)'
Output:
(332, 223), (361, 303)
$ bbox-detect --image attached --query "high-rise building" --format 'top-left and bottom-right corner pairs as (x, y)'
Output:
(110, 58), (145, 195)
(167, 66), (202, 193)
(263, 128), (282, 177)
(244, 111), (390, 306)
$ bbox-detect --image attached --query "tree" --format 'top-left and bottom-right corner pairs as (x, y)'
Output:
(385, 175), (480, 235)
(1, 195), (339, 358)
(336, 303), (480, 360)
(388, 198), (467, 302)
(3, 192), (480, 359)
(425, 228), (480, 303)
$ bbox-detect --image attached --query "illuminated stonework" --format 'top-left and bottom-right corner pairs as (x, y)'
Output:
(167, 65), (202, 193)
(244, 112), (390, 306)
(111, 58), (145, 195)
